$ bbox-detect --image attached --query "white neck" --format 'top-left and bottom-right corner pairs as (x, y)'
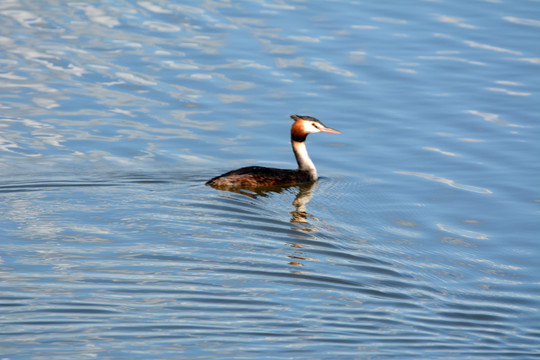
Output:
(292, 140), (317, 180)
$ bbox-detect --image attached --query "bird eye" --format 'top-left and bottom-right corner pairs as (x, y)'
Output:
(312, 123), (319, 129)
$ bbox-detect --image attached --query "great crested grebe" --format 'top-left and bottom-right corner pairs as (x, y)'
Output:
(206, 115), (340, 187)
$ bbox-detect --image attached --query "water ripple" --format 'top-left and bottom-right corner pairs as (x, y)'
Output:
(395, 171), (493, 194)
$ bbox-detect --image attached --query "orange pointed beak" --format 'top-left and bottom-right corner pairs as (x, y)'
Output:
(319, 125), (341, 134)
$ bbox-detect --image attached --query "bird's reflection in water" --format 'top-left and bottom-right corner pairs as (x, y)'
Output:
(208, 181), (318, 224)
(290, 182), (317, 224)
(208, 181), (320, 272)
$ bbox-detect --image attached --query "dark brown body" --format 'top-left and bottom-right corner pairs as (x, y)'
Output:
(206, 166), (313, 187)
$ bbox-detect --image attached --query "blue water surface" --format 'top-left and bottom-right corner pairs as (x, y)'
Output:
(1, 1), (539, 359)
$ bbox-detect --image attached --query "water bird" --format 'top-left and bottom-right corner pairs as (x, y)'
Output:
(206, 115), (340, 187)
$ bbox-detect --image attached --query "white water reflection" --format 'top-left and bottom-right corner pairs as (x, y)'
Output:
(503, 16), (540, 27)
(423, 147), (460, 157)
(437, 224), (489, 240)
(396, 171), (493, 194)
(434, 14), (477, 29)
(464, 40), (522, 56)
(464, 110), (528, 128)
(485, 87), (531, 96)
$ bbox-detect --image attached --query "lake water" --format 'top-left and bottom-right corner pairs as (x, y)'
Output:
(1, 1), (539, 359)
